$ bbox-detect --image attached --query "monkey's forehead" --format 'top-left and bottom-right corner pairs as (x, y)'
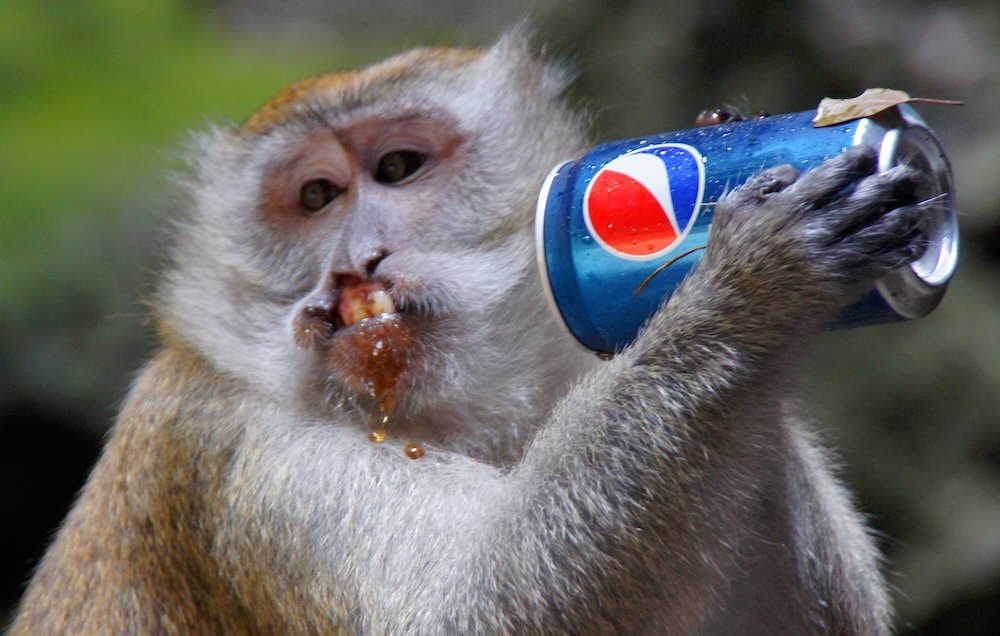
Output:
(242, 47), (484, 135)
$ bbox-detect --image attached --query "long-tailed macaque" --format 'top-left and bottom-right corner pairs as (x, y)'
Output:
(12, 34), (926, 634)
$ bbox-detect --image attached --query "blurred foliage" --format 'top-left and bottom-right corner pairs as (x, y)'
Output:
(1, 0), (326, 302)
(2, 0), (998, 633)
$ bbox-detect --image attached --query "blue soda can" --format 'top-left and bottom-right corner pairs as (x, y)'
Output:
(535, 105), (959, 353)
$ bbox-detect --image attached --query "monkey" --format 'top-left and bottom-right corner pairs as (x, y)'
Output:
(10, 32), (927, 635)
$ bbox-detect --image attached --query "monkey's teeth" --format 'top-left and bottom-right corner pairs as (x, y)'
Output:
(338, 282), (397, 327)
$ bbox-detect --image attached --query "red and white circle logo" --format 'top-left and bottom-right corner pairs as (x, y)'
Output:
(584, 143), (705, 260)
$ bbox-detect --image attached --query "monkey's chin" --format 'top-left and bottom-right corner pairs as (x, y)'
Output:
(324, 313), (420, 415)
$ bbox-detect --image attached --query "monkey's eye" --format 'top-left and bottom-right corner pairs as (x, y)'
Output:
(299, 178), (341, 213)
(374, 151), (426, 184)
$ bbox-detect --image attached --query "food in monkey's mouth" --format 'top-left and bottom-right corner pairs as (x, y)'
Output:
(293, 276), (400, 349)
(337, 278), (397, 327)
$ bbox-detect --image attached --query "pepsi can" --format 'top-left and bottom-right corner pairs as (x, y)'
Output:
(536, 104), (958, 353)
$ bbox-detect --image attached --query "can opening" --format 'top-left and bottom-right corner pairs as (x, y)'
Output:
(882, 125), (958, 287)
(871, 106), (959, 318)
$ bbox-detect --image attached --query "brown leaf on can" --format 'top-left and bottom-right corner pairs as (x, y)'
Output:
(812, 88), (963, 127)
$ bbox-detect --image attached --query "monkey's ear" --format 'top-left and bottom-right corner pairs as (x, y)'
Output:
(487, 24), (576, 98)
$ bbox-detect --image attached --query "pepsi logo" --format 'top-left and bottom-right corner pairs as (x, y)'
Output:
(584, 143), (705, 259)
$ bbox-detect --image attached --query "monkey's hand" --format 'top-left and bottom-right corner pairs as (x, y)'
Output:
(690, 145), (925, 339)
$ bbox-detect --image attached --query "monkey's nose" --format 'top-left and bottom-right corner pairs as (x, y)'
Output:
(360, 249), (390, 278)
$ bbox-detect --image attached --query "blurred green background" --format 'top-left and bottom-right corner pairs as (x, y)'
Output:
(2, 0), (998, 632)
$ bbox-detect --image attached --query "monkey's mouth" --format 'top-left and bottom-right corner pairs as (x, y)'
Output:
(293, 275), (401, 348)
(293, 275), (419, 411)
(335, 277), (400, 330)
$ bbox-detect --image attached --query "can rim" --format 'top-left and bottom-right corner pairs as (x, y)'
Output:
(535, 160), (594, 351)
(856, 105), (959, 319)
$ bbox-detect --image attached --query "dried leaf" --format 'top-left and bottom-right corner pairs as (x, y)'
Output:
(812, 88), (963, 127)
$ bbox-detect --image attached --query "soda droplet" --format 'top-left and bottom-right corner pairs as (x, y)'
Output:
(369, 429), (387, 443)
(404, 443), (425, 460)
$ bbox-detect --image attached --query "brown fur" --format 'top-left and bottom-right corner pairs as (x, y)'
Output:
(242, 47), (482, 135)
(11, 344), (257, 634)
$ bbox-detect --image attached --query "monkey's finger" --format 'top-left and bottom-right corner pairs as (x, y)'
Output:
(727, 164), (799, 205)
(788, 145), (878, 211)
(832, 204), (928, 275)
(820, 165), (921, 242)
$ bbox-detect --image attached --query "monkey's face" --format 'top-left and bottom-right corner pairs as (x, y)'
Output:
(162, 40), (595, 434)
(264, 112), (485, 415)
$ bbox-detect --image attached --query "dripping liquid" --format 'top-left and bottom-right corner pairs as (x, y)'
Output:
(326, 314), (426, 458)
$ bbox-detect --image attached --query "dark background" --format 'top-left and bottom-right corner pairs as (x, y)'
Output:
(2, 1), (998, 633)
